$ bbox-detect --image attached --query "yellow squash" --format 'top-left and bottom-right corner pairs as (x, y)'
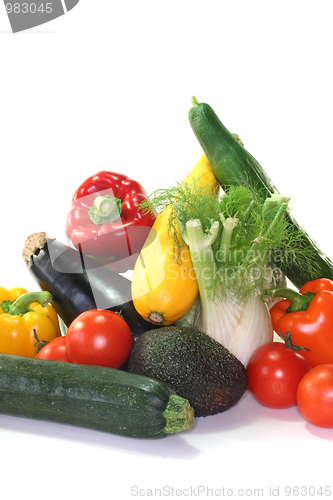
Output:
(131, 154), (219, 325)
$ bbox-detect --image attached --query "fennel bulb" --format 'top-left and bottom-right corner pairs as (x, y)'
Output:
(193, 289), (273, 367)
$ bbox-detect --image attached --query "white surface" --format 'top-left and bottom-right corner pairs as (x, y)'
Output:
(1, 2), (333, 499)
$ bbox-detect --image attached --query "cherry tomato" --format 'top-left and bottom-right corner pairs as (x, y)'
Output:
(247, 342), (311, 409)
(65, 309), (133, 368)
(296, 364), (333, 428)
(36, 336), (71, 362)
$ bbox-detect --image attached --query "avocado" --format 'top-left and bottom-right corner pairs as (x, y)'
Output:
(127, 326), (248, 418)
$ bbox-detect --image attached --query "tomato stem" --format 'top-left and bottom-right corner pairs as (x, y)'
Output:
(280, 331), (311, 352)
(33, 330), (50, 354)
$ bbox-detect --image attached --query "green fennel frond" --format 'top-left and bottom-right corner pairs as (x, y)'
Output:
(140, 181), (319, 299)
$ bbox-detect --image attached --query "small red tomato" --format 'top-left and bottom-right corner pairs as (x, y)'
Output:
(36, 336), (71, 363)
(247, 341), (311, 409)
(66, 309), (133, 368)
(297, 364), (333, 428)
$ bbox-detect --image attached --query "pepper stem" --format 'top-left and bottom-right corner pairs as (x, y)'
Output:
(265, 286), (315, 313)
(1, 291), (52, 316)
(88, 195), (122, 225)
(94, 196), (115, 217)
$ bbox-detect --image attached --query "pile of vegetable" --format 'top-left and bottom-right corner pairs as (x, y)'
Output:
(1, 96), (333, 436)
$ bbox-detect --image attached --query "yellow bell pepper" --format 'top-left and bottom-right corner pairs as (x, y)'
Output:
(0, 287), (61, 358)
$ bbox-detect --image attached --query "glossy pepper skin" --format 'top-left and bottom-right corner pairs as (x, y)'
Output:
(65, 171), (156, 272)
(267, 278), (333, 367)
(0, 287), (61, 358)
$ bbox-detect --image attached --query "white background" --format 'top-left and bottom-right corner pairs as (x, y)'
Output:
(1, 2), (333, 499)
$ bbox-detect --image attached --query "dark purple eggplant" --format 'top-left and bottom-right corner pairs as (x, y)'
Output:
(22, 232), (158, 342)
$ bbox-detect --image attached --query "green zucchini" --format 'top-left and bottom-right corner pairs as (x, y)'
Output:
(188, 96), (333, 289)
(0, 354), (194, 438)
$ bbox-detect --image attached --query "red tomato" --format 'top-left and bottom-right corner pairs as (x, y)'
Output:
(247, 342), (311, 409)
(296, 364), (333, 428)
(36, 336), (71, 362)
(65, 309), (133, 368)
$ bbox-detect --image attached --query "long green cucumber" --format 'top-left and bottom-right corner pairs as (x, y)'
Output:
(188, 96), (333, 289)
(0, 354), (194, 438)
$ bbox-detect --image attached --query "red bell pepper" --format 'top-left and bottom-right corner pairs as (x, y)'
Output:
(65, 171), (156, 272)
(266, 278), (333, 367)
